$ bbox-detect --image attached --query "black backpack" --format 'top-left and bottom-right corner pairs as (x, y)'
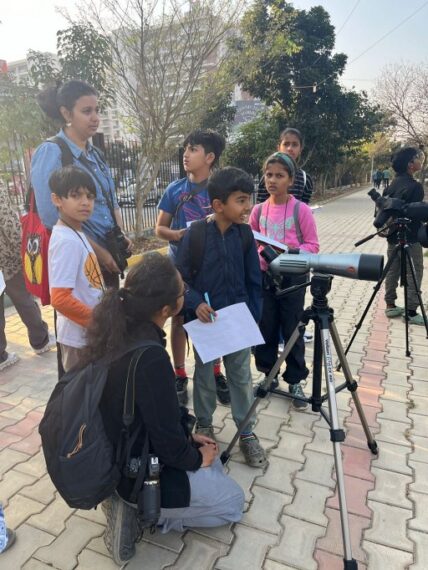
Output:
(188, 218), (254, 278)
(39, 341), (161, 510)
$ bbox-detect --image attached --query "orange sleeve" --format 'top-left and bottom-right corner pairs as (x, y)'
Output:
(51, 288), (92, 327)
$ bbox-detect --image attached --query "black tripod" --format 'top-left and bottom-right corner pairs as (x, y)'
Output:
(221, 274), (378, 570)
(345, 219), (428, 359)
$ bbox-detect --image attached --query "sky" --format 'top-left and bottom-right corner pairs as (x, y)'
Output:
(1, 0), (428, 95)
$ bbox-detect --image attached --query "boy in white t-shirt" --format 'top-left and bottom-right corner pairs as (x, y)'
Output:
(48, 165), (104, 372)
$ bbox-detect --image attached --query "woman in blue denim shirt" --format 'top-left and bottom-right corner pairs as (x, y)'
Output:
(31, 80), (132, 287)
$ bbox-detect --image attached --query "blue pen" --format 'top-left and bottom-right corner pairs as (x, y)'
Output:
(204, 292), (215, 322)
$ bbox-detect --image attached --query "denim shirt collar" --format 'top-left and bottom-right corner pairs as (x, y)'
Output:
(56, 129), (94, 160)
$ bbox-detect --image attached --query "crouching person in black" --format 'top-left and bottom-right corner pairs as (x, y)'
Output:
(81, 253), (244, 565)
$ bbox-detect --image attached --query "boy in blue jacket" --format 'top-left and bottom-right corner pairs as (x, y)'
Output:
(176, 167), (267, 468)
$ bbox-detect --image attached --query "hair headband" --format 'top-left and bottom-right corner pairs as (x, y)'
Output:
(271, 152), (296, 177)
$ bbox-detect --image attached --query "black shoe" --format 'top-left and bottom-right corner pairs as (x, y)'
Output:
(289, 383), (308, 410)
(215, 373), (230, 405)
(175, 376), (189, 405)
(253, 376), (278, 397)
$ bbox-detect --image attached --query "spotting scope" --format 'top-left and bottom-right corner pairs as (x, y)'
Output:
(269, 252), (384, 281)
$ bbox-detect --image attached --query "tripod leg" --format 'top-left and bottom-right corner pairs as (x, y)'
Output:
(320, 318), (357, 568)
(330, 321), (378, 455)
(400, 245), (410, 357)
(341, 248), (398, 367)
(403, 245), (428, 336)
(220, 322), (303, 465)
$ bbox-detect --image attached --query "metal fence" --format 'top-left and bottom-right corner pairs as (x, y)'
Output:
(0, 135), (184, 234)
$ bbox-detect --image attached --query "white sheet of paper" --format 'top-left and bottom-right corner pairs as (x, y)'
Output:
(252, 231), (288, 251)
(0, 271), (5, 295)
(183, 302), (265, 364)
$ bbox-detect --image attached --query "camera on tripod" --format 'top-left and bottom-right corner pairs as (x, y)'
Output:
(367, 188), (428, 246)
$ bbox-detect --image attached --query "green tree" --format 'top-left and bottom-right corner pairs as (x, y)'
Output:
(228, 1), (381, 190)
(28, 23), (114, 108)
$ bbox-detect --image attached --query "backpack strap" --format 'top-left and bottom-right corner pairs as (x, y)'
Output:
(46, 136), (75, 167)
(237, 222), (254, 256)
(293, 200), (304, 245)
(188, 219), (208, 279)
(26, 137), (74, 212)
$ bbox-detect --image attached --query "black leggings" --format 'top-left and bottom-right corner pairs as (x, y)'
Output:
(255, 273), (309, 384)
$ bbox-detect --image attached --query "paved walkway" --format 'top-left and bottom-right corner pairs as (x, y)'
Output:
(1, 186), (427, 569)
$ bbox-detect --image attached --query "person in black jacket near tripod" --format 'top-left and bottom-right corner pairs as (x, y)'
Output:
(384, 147), (425, 325)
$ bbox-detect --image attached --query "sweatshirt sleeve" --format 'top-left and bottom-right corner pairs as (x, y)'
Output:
(50, 288), (92, 327)
(135, 347), (202, 471)
(298, 204), (320, 253)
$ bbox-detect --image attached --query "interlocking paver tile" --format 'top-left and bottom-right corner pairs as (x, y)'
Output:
(375, 418), (412, 447)
(377, 400), (411, 424)
(341, 445), (375, 482)
(192, 524), (234, 546)
(256, 456), (301, 496)
(409, 460), (428, 495)
(368, 467), (412, 509)
(409, 435), (428, 464)
(285, 480), (332, 526)
(327, 474), (373, 518)
(371, 441), (412, 475)
(409, 379), (428, 397)
(381, 385), (410, 403)
(409, 492), (428, 533)
(0, 468), (36, 507)
(270, 432), (312, 463)
(10, 426), (42, 455)
(315, 549), (368, 570)
(269, 515), (325, 570)
(20, 473), (57, 505)
(4, 493), (45, 528)
(77, 549), (119, 570)
(305, 426), (334, 456)
(0, 446), (30, 477)
(242, 485), (292, 534)
(225, 459), (262, 502)
(264, 560), (299, 570)
(362, 541), (413, 569)
(34, 516), (104, 570)
(295, 449), (335, 488)
(126, 540), (179, 569)
(28, 493), (75, 534)
(364, 501), (413, 551)
(22, 559), (57, 570)
(216, 524), (277, 570)
(14, 450), (47, 478)
(0, 524), (54, 569)
(164, 532), (228, 569)
(316, 507), (370, 563)
(408, 529), (428, 569)
(253, 412), (285, 442)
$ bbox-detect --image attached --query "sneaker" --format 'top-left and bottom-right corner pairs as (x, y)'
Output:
(385, 306), (404, 318)
(33, 333), (56, 355)
(215, 373), (230, 405)
(175, 376), (189, 405)
(103, 492), (139, 565)
(0, 352), (19, 372)
(0, 528), (16, 553)
(403, 313), (425, 326)
(239, 433), (267, 468)
(195, 423), (216, 441)
(253, 376), (279, 396)
(289, 383), (308, 410)
(303, 331), (313, 343)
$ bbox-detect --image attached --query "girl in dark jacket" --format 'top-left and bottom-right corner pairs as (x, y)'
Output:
(82, 252), (243, 565)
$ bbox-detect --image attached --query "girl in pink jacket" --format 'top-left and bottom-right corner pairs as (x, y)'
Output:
(249, 152), (319, 409)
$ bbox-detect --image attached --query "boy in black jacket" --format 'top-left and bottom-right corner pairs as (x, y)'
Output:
(176, 167), (267, 467)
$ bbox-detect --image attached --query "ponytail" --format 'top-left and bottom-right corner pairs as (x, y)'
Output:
(82, 253), (181, 364)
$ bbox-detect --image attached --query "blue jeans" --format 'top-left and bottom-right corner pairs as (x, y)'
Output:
(193, 347), (255, 432)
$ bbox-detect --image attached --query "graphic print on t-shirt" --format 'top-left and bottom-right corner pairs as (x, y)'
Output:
(84, 252), (103, 290)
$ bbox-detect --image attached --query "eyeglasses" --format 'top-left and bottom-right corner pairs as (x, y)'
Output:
(177, 284), (190, 298)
